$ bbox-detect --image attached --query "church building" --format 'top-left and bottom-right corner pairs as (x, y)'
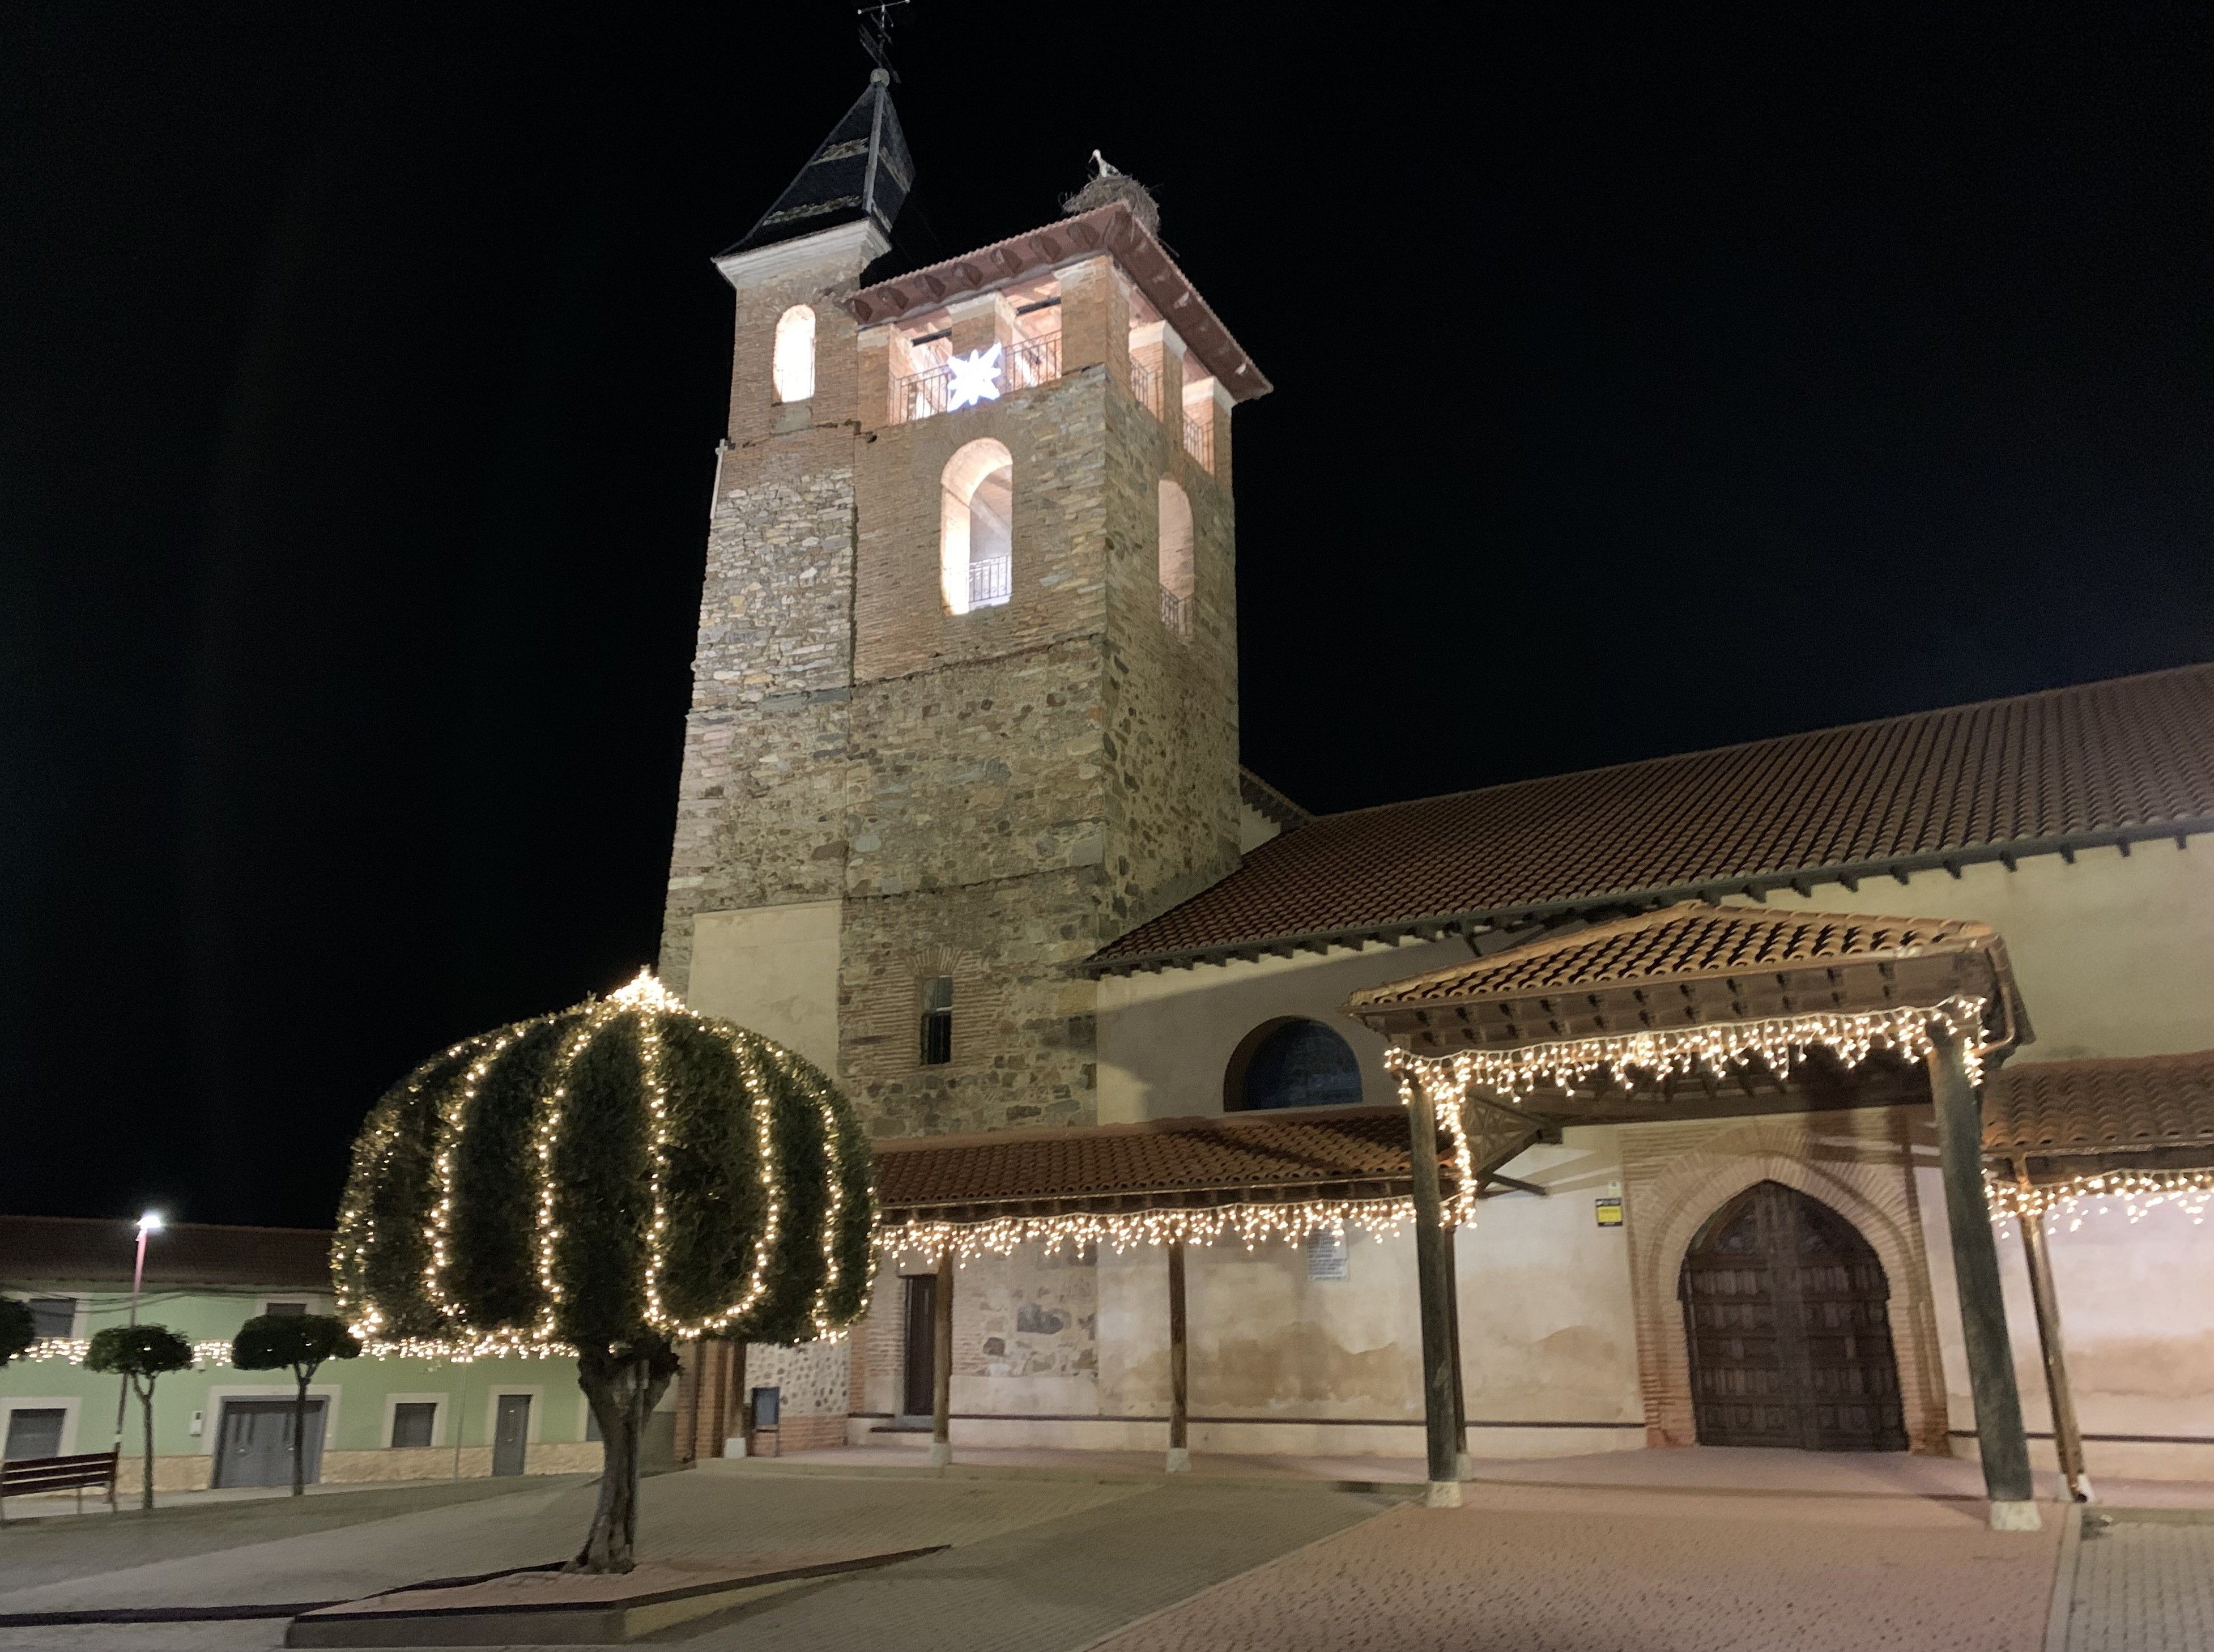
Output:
(657, 73), (2214, 1504)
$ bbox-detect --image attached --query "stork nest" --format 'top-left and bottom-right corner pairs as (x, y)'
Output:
(1062, 170), (1161, 238)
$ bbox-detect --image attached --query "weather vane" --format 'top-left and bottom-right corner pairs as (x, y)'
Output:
(858, 1), (909, 82)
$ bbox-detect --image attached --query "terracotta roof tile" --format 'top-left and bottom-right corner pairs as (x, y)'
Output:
(1347, 906), (1998, 1011)
(1093, 663), (2214, 970)
(873, 1106), (1457, 1215)
(1983, 1051), (2214, 1159)
(0, 1216), (333, 1292)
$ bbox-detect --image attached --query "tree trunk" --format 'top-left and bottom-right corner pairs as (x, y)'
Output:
(292, 1370), (310, 1498)
(571, 1346), (676, 1574)
(137, 1381), (156, 1512)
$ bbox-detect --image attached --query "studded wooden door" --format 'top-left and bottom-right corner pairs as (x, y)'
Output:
(1679, 1180), (1906, 1451)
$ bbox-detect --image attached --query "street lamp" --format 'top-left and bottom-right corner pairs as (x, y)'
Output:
(112, 1211), (164, 1447)
(129, 1212), (163, 1325)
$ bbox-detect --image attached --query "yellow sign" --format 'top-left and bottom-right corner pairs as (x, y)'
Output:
(1595, 1197), (1624, 1228)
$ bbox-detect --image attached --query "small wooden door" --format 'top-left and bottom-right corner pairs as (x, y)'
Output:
(492, 1393), (532, 1476)
(1680, 1181), (1906, 1451)
(901, 1274), (938, 1417)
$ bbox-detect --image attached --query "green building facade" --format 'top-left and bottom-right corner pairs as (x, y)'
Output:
(2, 1216), (605, 1492)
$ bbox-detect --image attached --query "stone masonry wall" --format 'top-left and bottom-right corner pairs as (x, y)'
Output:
(1099, 381), (1241, 931)
(661, 233), (875, 994)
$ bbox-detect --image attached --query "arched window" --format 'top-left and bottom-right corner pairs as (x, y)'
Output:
(1223, 1017), (1364, 1111)
(940, 438), (1014, 614)
(772, 305), (816, 403)
(1157, 480), (1193, 636)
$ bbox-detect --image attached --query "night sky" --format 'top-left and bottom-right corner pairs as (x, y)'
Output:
(4, 10), (2209, 1229)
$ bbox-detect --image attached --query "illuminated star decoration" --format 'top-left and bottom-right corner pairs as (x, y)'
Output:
(945, 343), (1003, 410)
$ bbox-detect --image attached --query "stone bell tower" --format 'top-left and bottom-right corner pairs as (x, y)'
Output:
(661, 78), (1270, 1139)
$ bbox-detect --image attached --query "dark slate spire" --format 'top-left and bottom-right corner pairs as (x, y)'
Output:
(723, 70), (915, 258)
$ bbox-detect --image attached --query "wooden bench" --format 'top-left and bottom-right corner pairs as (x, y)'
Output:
(0, 1449), (120, 1523)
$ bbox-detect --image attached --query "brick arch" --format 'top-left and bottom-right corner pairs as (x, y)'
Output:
(1621, 1109), (1951, 1453)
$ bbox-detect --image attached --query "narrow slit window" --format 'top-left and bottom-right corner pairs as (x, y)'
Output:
(919, 976), (953, 1066)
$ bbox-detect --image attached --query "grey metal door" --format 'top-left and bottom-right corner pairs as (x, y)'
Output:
(214, 1398), (326, 1488)
(492, 1393), (531, 1476)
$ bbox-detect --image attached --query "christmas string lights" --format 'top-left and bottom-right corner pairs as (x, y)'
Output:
(335, 970), (872, 1359)
(1386, 995), (1992, 1107)
(880, 1193), (1433, 1266)
(1987, 1166), (2213, 1231)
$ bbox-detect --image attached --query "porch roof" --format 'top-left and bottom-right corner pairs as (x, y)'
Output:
(1983, 1049), (2214, 1172)
(1344, 903), (2028, 1061)
(871, 1104), (1477, 1225)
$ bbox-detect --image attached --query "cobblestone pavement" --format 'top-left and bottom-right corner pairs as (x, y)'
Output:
(2063, 1514), (2214, 1651)
(1091, 1481), (2063, 1652)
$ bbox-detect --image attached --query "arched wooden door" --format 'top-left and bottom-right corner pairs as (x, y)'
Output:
(1678, 1180), (1906, 1451)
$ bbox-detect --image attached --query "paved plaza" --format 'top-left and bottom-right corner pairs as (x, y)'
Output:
(0, 1450), (2207, 1650)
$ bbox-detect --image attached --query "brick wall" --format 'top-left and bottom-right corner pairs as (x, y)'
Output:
(1617, 1105), (1953, 1454)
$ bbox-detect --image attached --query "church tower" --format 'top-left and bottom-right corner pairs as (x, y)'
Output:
(661, 74), (1269, 1138)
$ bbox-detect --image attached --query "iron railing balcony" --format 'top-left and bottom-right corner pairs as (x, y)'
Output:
(1130, 357), (1163, 418)
(1159, 584), (1190, 638)
(891, 331), (1061, 426)
(969, 556), (1012, 610)
(1182, 412), (1214, 472)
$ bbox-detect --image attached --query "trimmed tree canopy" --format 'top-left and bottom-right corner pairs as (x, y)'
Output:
(86, 1324), (195, 1380)
(333, 973), (876, 1352)
(0, 1297), (35, 1367)
(233, 1314), (361, 1375)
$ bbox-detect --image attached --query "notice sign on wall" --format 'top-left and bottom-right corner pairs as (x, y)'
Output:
(1595, 1197), (1624, 1228)
(1306, 1229), (1351, 1281)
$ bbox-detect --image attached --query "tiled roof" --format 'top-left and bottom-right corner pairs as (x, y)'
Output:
(1344, 904), (2024, 1063)
(873, 1106), (1460, 1216)
(0, 1216), (334, 1292)
(1092, 663), (2214, 972)
(1348, 906), (2000, 1010)
(1983, 1051), (2214, 1160)
(1240, 768), (1312, 833)
(846, 203), (1271, 401)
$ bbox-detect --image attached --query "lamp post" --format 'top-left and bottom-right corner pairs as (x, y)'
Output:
(112, 1211), (163, 1446)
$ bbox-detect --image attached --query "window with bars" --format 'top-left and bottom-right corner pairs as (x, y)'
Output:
(26, 1298), (76, 1339)
(919, 976), (954, 1066)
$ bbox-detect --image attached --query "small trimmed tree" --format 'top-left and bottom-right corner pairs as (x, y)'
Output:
(231, 1315), (361, 1497)
(0, 1298), (35, 1368)
(85, 1325), (195, 1509)
(333, 973), (875, 1572)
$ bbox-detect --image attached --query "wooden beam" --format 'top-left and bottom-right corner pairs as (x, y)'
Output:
(1441, 1223), (1471, 1479)
(930, 1251), (955, 1468)
(1926, 1036), (2037, 1528)
(1166, 1238), (1190, 1473)
(2014, 1160), (2090, 1503)
(1404, 1087), (1462, 1506)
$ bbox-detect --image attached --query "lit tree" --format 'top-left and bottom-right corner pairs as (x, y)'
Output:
(0, 1298), (34, 1368)
(332, 973), (875, 1573)
(85, 1325), (195, 1510)
(231, 1314), (362, 1498)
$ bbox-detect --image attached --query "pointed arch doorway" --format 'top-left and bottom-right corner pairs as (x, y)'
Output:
(1679, 1181), (1907, 1451)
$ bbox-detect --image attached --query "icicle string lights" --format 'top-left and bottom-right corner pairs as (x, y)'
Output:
(1386, 995), (1992, 1106)
(1987, 1166), (2212, 1231)
(880, 1194), (1437, 1266)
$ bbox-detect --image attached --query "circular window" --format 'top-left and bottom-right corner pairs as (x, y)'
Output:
(1228, 1018), (1364, 1112)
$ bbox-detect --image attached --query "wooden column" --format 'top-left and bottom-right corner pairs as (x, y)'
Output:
(1441, 1217), (1471, 1480)
(930, 1250), (955, 1468)
(1926, 1035), (2039, 1529)
(1166, 1237), (1191, 1472)
(1404, 1080), (1462, 1506)
(2015, 1160), (2092, 1502)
